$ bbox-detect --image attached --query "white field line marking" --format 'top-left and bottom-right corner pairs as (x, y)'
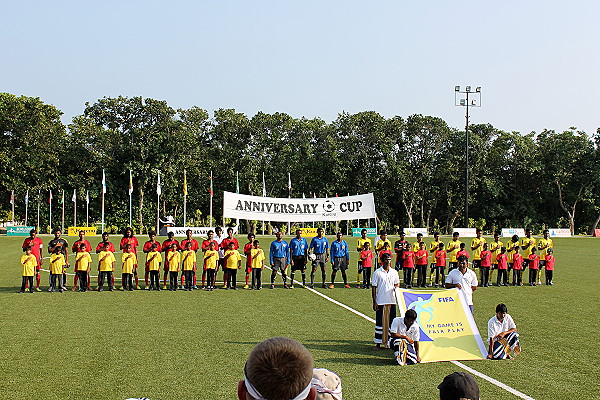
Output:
(275, 268), (536, 400)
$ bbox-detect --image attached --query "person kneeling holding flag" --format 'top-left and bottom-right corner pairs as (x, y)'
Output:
(389, 309), (421, 365)
(487, 303), (520, 360)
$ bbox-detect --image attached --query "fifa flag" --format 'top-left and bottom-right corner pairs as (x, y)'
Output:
(395, 288), (487, 363)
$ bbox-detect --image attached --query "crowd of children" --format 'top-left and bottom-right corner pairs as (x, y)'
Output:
(18, 227), (556, 293)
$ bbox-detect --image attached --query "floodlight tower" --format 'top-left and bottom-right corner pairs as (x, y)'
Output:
(454, 85), (481, 227)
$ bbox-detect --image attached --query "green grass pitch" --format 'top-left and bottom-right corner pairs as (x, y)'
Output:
(0, 234), (598, 400)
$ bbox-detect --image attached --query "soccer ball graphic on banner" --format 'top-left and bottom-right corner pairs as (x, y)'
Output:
(323, 200), (335, 213)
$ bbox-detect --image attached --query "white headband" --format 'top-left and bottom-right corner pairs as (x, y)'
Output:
(244, 371), (312, 400)
(310, 369), (343, 400)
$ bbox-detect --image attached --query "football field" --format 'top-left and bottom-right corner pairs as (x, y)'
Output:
(0, 235), (598, 400)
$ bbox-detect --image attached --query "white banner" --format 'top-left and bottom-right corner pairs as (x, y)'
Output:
(452, 228), (477, 237)
(404, 227), (429, 237)
(165, 226), (238, 237)
(223, 192), (376, 222)
(548, 228), (571, 237)
(501, 228), (525, 237)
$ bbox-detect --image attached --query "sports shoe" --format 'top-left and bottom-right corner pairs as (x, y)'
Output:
(163, 285), (168, 290)
(356, 284), (362, 288)
(232, 287), (238, 290)
(136, 285), (141, 290)
(289, 285), (294, 289)
(35, 287), (41, 292)
(344, 284), (351, 288)
(329, 284), (335, 289)
(309, 284), (314, 289)
(321, 284), (327, 289)
(283, 284), (289, 289)
(243, 284), (250, 289)
(270, 284), (275, 289)
(222, 285), (228, 289)
(71, 286), (77, 291)
(119, 287), (125, 291)
(193, 285), (198, 289)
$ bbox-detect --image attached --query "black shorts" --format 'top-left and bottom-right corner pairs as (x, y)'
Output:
(473, 260), (481, 269)
(291, 255), (307, 271)
(332, 257), (348, 271)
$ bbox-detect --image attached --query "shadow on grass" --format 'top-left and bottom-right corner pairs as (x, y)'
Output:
(226, 339), (395, 366)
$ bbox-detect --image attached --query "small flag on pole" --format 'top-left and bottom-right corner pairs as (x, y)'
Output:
(157, 172), (162, 196)
(236, 171), (240, 194)
(128, 170), (133, 196)
(102, 169), (107, 194)
(86, 190), (90, 204)
(25, 190), (29, 205)
(288, 172), (292, 191)
(183, 170), (188, 196)
(209, 171), (214, 197)
(72, 189), (77, 202)
(262, 172), (266, 197)
(9, 191), (14, 204)
(48, 190), (53, 204)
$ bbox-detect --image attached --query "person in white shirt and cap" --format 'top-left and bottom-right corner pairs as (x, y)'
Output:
(487, 303), (521, 359)
(445, 255), (478, 313)
(238, 337), (316, 400)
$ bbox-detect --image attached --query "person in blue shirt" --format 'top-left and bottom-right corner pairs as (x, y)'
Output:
(309, 227), (329, 289)
(269, 231), (289, 289)
(289, 229), (309, 288)
(330, 232), (350, 288)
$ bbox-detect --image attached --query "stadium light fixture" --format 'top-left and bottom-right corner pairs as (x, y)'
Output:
(454, 85), (482, 227)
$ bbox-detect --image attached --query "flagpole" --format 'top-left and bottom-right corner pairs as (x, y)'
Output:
(101, 170), (106, 234)
(49, 190), (52, 230)
(235, 170), (239, 230)
(209, 171), (213, 228)
(11, 190), (14, 225)
(36, 190), (40, 229)
(61, 190), (65, 232)
(262, 172), (266, 235)
(156, 171), (161, 234)
(129, 170), (133, 228)
(73, 189), (77, 227)
(183, 169), (187, 227)
(86, 190), (89, 227)
(24, 190), (29, 226)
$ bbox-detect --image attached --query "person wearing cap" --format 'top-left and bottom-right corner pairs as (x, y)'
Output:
(487, 303), (520, 359)
(438, 371), (480, 400)
(371, 252), (400, 348)
(311, 368), (342, 400)
(389, 308), (421, 365)
(445, 256), (478, 313)
(237, 337), (316, 400)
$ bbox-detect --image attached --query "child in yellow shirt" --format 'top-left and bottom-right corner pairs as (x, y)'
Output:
(49, 246), (66, 293)
(146, 243), (162, 291)
(203, 242), (219, 291)
(20, 246), (37, 293)
(167, 243), (180, 291)
(224, 242), (242, 290)
(250, 240), (265, 290)
(75, 243), (92, 292)
(97, 243), (116, 292)
(121, 243), (137, 291)
(181, 242), (197, 291)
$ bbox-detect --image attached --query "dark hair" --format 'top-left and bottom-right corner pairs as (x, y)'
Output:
(52, 228), (61, 234)
(102, 231), (109, 236)
(543, 229), (549, 234)
(457, 255), (468, 264)
(227, 227), (234, 233)
(496, 303), (508, 313)
(416, 233), (423, 238)
(512, 234), (519, 242)
(248, 233), (255, 238)
(79, 230), (85, 235)
(460, 242), (466, 248)
(215, 226), (223, 233)
(476, 228), (482, 233)
(501, 246), (506, 252)
(434, 231), (440, 236)
(79, 243), (86, 248)
(167, 231), (174, 237)
(380, 230), (388, 235)
(29, 229), (36, 235)
(148, 230), (156, 236)
(361, 228), (367, 234)
(438, 242), (445, 248)
(24, 246), (32, 251)
(405, 309), (417, 320)
(253, 240), (260, 245)
(453, 232), (459, 237)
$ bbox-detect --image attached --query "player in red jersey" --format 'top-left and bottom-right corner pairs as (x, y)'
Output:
(120, 227), (139, 288)
(243, 233), (255, 289)
(220, 227), (239, 288)
(142, 230), (161, 288)
(161, 231), (180, 289)
(22, 229), (43, 291)
(71, 230), (92, 290)
(95, 232), (116, 253)
(180, 229), (200, 288)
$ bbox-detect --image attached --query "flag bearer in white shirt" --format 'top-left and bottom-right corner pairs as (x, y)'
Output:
(445, 255), (478, 314)
(371, 253), (400, 348)
(487, 303), (520, 359)
(389, 309), (421, 365)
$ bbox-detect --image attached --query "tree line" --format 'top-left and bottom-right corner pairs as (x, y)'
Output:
(1, 92), (599, 235)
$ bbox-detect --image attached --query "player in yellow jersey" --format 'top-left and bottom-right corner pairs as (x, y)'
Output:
(121, 243), (137, 291)
(250, 240), (265, 290)
(519, 228), (536, 275)
(537, 229), (553, 285)
(20, 246), (37, 293)
(488, 232), (503, 286)
(181, 241), (197, 291)
(97, 243), (116, 291)
(428, 232), (441, 286)
(203, 242), (219, 291)
(356, 229), (371, 288)
(167, 243), (181, 291)
(411, 233), (424, 252)
(446, 232), (462, 271)
(75, 243), (92, 292)
(224, 241), (242, 290)
(505, 235), (519, 284)
(146, 243), (162, 290)
(49, 246), (67, 293)
(471, 228), (486, 283)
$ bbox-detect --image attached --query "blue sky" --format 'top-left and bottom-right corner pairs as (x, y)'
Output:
(2, 1), (598, 135)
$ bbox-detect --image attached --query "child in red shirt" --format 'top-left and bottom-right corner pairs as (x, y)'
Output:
(544, 248), (555, 285)
(402, 243), (415, 288)
(415, 242), (428, 288)
(496, 247), (508, 286)
(512, 246), (524, 286)
(434, 243), (446, 287)
(243, 233), (255, 289)
(528, 247), (540, 286)
(456, 243), (470, 262)
(360, 242), (375, 289)
(480, 243), (492, 287)
(379, 242), (393, 266)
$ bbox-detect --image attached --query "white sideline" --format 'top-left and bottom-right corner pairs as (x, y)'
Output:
(283, 271), (536, 400)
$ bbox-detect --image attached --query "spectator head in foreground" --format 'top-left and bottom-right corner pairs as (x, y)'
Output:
(311, 368), (342, 400)
(238, 337), (316, 400)
(438, 372), (480, 400)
